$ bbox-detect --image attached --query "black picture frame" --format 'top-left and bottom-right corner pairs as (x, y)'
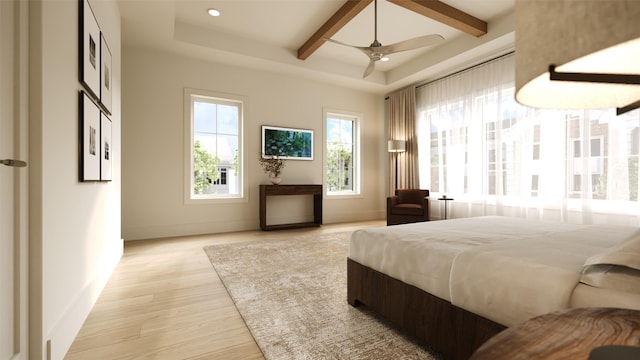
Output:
(261, 125), (313, 160)
(100, 32), (112, 115)
(80, 91), (101, 181)
(79, 0), (101, 99)
(100, 113), (112, 181)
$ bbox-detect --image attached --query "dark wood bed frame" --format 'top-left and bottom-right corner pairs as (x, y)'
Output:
(347, 258), (507, 360)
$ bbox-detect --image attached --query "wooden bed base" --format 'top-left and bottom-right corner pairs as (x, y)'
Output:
(347, 258), (506, 360)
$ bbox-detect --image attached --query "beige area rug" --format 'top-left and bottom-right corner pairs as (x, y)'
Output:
(204, 231), (440, 360)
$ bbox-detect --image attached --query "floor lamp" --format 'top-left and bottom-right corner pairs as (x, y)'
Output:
(388, 139), (406, 190)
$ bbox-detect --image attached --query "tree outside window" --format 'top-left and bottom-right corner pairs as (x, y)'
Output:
(193, 140), (220, 194)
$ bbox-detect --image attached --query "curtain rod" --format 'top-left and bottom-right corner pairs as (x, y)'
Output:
(384, 51), (515, 100)
(415, 51), (514, 90)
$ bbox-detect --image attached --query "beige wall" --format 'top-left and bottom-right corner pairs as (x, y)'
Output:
(29, 1), (122, 358)
(122, 48), (386, 240)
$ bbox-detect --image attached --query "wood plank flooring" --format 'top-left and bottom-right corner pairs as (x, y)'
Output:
(64, 220), (384, 360)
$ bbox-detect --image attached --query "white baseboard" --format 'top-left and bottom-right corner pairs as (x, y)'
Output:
(49, 237), (123, 360)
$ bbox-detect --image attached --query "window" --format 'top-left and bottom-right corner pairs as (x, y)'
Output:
(325, 110), (360, 195)
(416, 53), (640, 222)
(184, 88), (245, 202)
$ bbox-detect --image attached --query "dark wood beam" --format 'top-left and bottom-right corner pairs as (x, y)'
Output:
(388, 0), (487, 37)
(297, 0), (373, 60)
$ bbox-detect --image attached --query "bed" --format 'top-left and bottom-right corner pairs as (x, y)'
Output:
(347, 216), (640, 359)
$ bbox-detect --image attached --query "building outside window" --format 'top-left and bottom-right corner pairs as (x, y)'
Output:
(325, 110), (360, 196)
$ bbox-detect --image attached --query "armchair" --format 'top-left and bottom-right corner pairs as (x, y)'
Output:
(387, 189), (430, 226)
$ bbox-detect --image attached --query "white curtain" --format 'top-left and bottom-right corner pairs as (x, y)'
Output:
(416, 54), (640, 225)
(387, 87), (419, 194)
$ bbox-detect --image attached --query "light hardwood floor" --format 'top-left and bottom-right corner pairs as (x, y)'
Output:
(64, 220), (384, 360)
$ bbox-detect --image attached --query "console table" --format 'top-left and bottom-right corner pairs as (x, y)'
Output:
(259, 184), (322, 231)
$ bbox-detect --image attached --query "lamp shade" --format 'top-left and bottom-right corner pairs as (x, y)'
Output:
(388, 139), (406, 152)
(515, 0), (640, 110)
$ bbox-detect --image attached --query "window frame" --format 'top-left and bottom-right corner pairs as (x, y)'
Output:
(183, 88), (247, 204)
(323, 109), (361, 198)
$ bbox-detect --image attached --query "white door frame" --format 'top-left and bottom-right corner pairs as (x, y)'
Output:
(0, 0), (29, 359)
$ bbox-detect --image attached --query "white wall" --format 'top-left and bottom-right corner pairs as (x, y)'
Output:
(29, 1), (122, 359)
(122, 48), (385, 240)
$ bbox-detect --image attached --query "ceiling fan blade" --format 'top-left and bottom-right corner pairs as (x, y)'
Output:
(324, 38), (375, 59)
(378, 34), (445, 55)
(363, 59), (376, 78)
(324, 38), (367, 51)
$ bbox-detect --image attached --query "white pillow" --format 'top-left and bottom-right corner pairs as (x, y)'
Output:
(580, 264), (640, 294)
(584, 230), (640, 271)
(581, 230), (640, 293)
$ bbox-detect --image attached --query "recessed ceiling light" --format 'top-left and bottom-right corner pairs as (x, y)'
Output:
(208, 8), (220, 17)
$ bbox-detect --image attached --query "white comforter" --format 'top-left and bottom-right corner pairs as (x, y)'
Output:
(349, 216), (637, 326)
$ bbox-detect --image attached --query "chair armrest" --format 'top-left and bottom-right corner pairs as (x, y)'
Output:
(387, 196), (399, 215)
(422, 197), (429, 220)
(387, 195), (399, 208)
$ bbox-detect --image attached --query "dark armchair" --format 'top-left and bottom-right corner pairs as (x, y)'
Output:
(387, 189), (430, 226)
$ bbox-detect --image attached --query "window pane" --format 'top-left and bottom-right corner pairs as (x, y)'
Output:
(326, 113), (358, 194)
(591, 138), (601, 157)
(217, 104), (239, 135)
(194, 101), (216, 134)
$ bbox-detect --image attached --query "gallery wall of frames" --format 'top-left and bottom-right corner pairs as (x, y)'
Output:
(79, 0), (113, 181)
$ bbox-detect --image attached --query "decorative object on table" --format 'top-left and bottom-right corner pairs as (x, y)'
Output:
(262, 125), (313, 160)
(79, 0), (101, 99)
(589, 345), (640, 360)
(388, 139), (406, 190)
(100, 113), (112, 181)
(259, 153), (286, 184)
(79, 91), (101, 181)
(99, 33), (112, 115)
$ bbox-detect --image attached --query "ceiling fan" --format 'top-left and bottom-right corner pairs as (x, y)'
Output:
(324, 0), (445, 78)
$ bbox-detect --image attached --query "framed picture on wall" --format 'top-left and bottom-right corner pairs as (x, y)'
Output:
(262, 125), (313, 160)
(100, 113), (113, 181)
(100, 33), (112, 115)
(80, 91), (101, 181)
(79, 0), (101, 99)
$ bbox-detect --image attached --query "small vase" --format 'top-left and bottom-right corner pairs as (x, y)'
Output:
(270, 176), (282, 185)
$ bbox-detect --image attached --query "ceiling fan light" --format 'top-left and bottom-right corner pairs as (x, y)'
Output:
(515, 0), (640, 110)
(207, 8), (221, 17)
(381, 56), (390, 62)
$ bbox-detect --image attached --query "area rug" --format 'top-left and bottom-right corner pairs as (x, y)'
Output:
(204, 231), (440, 360)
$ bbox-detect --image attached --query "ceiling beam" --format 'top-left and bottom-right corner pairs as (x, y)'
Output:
(297, 0), (373, 60)
(388, 0), (487, 37)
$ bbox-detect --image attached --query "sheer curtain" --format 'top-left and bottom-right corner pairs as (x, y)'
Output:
(416, 54), (640, 225)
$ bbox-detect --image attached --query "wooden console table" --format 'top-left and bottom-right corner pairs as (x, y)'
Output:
(259, 184), (322, 231)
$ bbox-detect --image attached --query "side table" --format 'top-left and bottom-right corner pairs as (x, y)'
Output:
(471, 307), (640, 360)
(437, 196), (454, 220)
(259, 184), (322, 230)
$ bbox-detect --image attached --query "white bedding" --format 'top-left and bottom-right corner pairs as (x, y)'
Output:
(349, 216), (640, 327)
